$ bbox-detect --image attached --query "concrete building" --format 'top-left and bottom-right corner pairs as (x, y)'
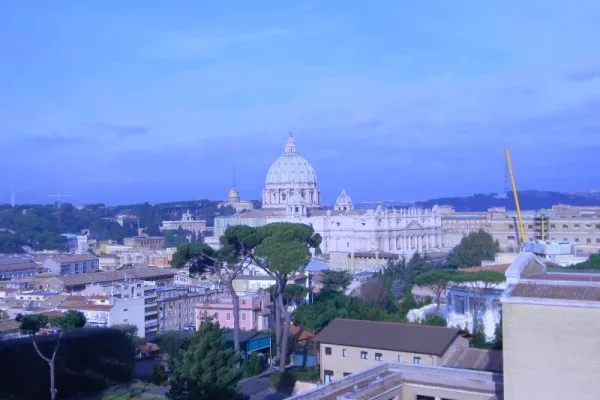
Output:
(156, 286), (220, 332)
(38, 254), (99, 276)
(0, 257), (37, 280)
(160, 210), (208, 236)
(57, 294), (146, 337)
(210, 135), (444, 257)
(487, 204), (600, 253)
(232, 275), (277, 294)
(34, 266), (174, 293)
(439, 207), (488, 248)
(195, 289), (271, 331)
(123, 235), (166, 251)
(501, 252), (600, 400)
(80, 279), (159, 338)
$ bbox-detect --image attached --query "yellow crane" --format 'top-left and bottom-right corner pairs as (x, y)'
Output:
(505, 149), (527, 246)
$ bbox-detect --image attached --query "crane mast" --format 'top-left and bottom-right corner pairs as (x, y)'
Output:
(505, 149), (526, 247)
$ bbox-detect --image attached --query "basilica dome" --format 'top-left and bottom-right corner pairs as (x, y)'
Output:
(262, 134), (321, 209)
(265, 135), (317, 185)
(335, 189), (354, 211)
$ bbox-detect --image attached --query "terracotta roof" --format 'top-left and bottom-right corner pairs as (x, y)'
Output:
(460, 264), (510, 273)
(443, 348), (503, 372)
(313, 319), (460, 357)
(511, 283), (600, 302)
(527, 272), (600, 283)
(290, 325), (315, 341)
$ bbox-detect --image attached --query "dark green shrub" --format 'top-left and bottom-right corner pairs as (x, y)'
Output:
(422, 314), (447, 327)
(152, 364), (167, 385)
(0, 328), (133, 400)
(243, 353), (265, 377)
(269, 372), (297, 393)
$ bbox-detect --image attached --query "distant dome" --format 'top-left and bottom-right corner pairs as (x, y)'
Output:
(228, 187), (240, 203)
(265, 135), (317, 185)
(335, 189), (354, 211)
(262, 133), (321, 209)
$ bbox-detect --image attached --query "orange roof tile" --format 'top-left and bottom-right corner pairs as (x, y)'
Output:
(459, 264), (510, 273)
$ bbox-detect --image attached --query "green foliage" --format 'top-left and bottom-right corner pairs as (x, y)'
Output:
(111, 324), (146, 349)
(152, 364), (167, 385)
(290, 367), (320, 382)
(421, 314), (447, 327)
(19, 310), (86, 335)
(456, 270), (505, 285)
(492, 314), (503, 350)
(568, 254), (600, 270)
(452, 230), (500, 268)
(470, 317), (488, 349)
(320, 270), (352, 292)
(269, 372), (297, 392)
(293, 291), (403, 334)
(168, 321), (243, 399)
(167, 378), (249, 400)
(242, 353), (266, 377)
(0, 328), (134, 400)
(156, 331), (193, 368)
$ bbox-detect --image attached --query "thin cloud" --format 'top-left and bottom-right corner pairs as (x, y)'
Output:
(92, 122), (149, 136)
(25, 133), (86, 146)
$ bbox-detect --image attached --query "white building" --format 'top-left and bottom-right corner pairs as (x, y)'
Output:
(160, 210), (208, 236)
(211, 135), (444, 261)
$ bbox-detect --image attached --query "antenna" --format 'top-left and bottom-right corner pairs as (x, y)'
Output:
(233, 167), (236, 189)
(48, 192), (73, 207)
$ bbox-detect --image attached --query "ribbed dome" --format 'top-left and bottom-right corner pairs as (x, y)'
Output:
(265, 135), (317, 185)
(335, 189), (354, 211)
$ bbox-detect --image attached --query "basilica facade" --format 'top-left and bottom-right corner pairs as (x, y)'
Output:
(210, 135), (444, 265)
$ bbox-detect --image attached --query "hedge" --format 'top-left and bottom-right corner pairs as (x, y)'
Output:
(0, 328), (134, 400)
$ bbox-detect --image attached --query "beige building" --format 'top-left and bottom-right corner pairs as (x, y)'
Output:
(300, 318), (503, 399)
(232, 275), (277, 294)
(501, 252), (600, 400)
(439, 207), (488, 248)
(218, 187), (255, 213)
(487, 204), (600, 253)
(123, 235), (166, 251)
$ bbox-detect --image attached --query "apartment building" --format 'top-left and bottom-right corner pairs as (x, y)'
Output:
(156, 286), (220, 332)
(487, 205), (600, 253)
(313, 319), (473, 383)
(501, 252), (600, 400)
(35, 266), (175, 292)
(56, 294), (146, 336)
(232, 275), (276, 294)
(0, 257), (37, 280)
(81, 279), (159, 338)
(123, 235), (166, 251)
(195, 290), (271, 331)
(36, 254), (99, 276)
(440, 207), (488, 249)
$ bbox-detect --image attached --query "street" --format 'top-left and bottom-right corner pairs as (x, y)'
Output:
(239, 373), (288, 400)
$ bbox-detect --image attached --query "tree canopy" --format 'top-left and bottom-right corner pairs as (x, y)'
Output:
(452, 230), (500, 268)
(320, 270), (352, 292)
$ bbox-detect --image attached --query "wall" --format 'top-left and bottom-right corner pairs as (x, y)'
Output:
(110, 296), (146, 338)
(503, 302), (600, 400)
(319, 343), (440, 382)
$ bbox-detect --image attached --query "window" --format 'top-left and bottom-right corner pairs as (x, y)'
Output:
(575, 238), (580, 243)
(454, 295), (465, 314)
(587, 238), (592, 244)
(527, 224), (533, 229)
(575, 224), (580, 229)
(360, 351), (368, 360)
(241, 312), (246, 321)
(342, 349), (347, 358)
(413, 357), (422, 365)
(123, 308), (128, 312)
(375, 353), (382, 361)
(550, 224), (556, 229)
(325, 347), (332, 355)
(226, 312), (231, 321)
(324, 370), (334, 384)
(214, 312), (219, 319)
(343, 372), (352, 377)
(596, 224), (600, 230)
(507, 235), (515, 243)
(398, 354), (403, 363)
(563, 224), (568, 230)
(586, 224), (592, 230)
(508, 224), (514, 229)
(416, 396), (435, 400)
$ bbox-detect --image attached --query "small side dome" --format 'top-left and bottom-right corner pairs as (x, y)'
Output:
(228, 187), (240, 203)
(335, 189), (354, 212)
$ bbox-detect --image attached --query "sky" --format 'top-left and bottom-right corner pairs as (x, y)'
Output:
(1, 1), (600, 205)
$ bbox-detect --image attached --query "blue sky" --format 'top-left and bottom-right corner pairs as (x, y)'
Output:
(1, 1), (599, 205)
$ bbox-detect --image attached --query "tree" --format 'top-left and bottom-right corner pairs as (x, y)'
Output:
(152, 364), (167, 385)
(19, 310), (86, 400)
(157, 331), (193, 369)
(252, 223), (321, 373)
(111, 324), (146, 350)
(170, 225), (259, 353)
(421, 314), (447, 327)
(452, 230), (500, 268)
(320, 270), (352, 292)
(167, 321), (245, 400)
(415, 269), (459, 312)
(359, 280), (391, 309)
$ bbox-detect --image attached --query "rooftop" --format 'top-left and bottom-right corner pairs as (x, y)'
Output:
(0, 261), (39, 272)
(313, 319), (460, 357)
(460, 264), (511, 273)
(45, 266), (175, 287)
